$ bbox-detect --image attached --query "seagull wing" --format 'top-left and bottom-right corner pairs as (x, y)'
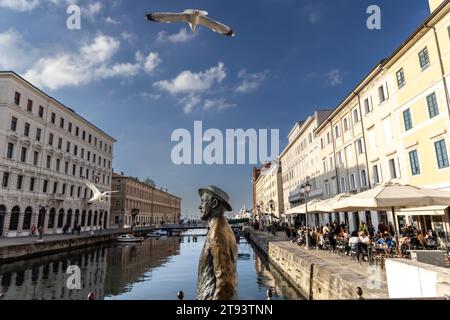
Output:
(85, 181), (101, 196)
(103, 191), (119, 196)
(198, 16), (235, 36)
(145, 12), (189, 24)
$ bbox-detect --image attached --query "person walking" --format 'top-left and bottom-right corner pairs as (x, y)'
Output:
(31, 224), (37, 236)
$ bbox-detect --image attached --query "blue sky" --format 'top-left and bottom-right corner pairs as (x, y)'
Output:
(0, 0), (431, 218)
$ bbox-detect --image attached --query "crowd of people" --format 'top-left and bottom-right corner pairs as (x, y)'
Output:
(252, 219), (443, 262)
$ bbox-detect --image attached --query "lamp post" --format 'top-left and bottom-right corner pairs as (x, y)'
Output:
(300, 182), (311, 249)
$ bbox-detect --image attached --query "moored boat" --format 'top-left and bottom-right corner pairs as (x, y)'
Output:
(117, 234), (144, 242)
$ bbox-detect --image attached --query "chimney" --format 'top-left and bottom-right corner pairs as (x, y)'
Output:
(429, 0), (445, 13)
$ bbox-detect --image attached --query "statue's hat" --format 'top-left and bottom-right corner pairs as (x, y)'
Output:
(199, 185), (232, 212)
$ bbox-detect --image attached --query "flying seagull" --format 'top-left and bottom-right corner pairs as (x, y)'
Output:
(85, 181), (118, 203)
(145, 9), (235, 37)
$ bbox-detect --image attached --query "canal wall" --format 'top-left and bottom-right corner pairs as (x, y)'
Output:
(244, 227), (389, 300)
(0, 229), (152, 263)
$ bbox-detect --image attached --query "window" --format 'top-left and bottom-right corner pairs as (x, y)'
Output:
(323, 160), (327, 173)
(361, 169), (368, 187)
(95, 137), (98, 146)
(17, 175), (23, 190)
(409, 150), (421, 176)
(88, 134), (92, 144)
(33, 151), (39, 166)
(81, 148), (84, 158)
(60, 118), (64, 129)
(340, 177), (346, 192)
(93, 154), (96, 163)
(100, 141), (103, 149)
(343, 118), (349, 131)
(389, 158), (398, 179)
(2, 172), (10, 188)
(334, 125), (340, 138)
(48, 133), (54, 146)
(87, 151), (91, 161)
(43, 180), (48, 193)
(419, 47), (430, 70)
(14, 92), (21, 105)
(20, 147), (27, 163)
(349, 173), (356, 190)
(70, 185), (74, 197)
(82, 130), (86, 140)
(7, 143), (14, 159)
(364, 98), (372, 114)
(320, 138), (324, 149)
(427, 92), (439, 118)
(79, 166), (83, 177)
(65, 162), (69, 174)
(434, 139), (449, 169)
(75, 127), (79, 136)
(337, 151), (343, 165)
(56, 159), (61, 172)
(53, 182), (58, 194)
(46, 155), (51, 169)
(356, 139), (364, 155)
(51, 112), (56, 124)
(58, 137), (62, 150)
(403, 109), (413, 131)
(24, 123), (30, 137)
(30, 177), (35, 192)
(353, 109), (360, 124)
(36, 128), (42, 141)
(27, 99), (33, 112)
(378, 84), (388, 104)
(62, 184), (66, 195)
(74, 145), (78, 156)
(329, 156), (334, 170)
(68, 122), (72, 133)
(10, 116), (17, 131)
(396, 68), (406, 88)
(72, 164), (76, 176)
(66, 141), (71, 153)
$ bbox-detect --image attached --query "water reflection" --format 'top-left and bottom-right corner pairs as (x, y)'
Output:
(0, 231), (303, 300)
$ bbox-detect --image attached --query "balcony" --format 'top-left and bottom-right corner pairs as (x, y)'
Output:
(49, 193), (65, 202)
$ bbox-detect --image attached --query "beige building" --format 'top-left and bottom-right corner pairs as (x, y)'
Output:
(110, 173), (181, 228)
(254, 161), (284, 221)
(0, 71), (116, 237)
(280, 111), (332, 225)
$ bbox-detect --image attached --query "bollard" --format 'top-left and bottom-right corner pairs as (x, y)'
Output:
(356, 287), (364, 300)
(87, 292), (96, 300)
(177, 290), (184, 300)
(266, 289), (273, 300)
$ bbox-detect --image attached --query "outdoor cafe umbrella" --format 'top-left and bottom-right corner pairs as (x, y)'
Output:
(332, 182), (450, 243)
(310, 193), (352, 213)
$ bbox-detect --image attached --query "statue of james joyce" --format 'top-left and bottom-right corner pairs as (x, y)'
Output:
(197, 186), (238, 300)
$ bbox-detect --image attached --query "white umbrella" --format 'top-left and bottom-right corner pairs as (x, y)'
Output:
(310, 193), (352, 212)
(332, 183), (450, 211)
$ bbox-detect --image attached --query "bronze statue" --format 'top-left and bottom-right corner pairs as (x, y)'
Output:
(197, 186), (237, 300)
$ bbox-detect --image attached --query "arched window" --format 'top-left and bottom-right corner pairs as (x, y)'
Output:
(81, 210), (86, 226)
(57, 209), (65, 228)
(87, 210), (92, 226)
(23, 207), (32, 230)
(99, 211), (103, 228)
(94, 211), (98, 226)
(48, 208), (56, 229)
(74, 210), (80, 227)
(38, 207), (46, 228)
(66, 209), (73, 227)
(0, 205), (7, 236)
(103, 211), (108, 229)
(9, 206), (20, 231)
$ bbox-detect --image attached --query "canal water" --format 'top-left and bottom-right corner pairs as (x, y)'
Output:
(0, 230), (303, 300)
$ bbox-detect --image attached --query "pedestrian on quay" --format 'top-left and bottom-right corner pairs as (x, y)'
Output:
(285, 225), (291, 240)
(31, 224), (37, 236)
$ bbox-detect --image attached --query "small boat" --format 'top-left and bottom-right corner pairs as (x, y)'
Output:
(117, 234), (144, 242)
(146, 229), (168, 237)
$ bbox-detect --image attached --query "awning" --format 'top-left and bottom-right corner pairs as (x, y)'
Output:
(397, 206), (448, 216)
(285, 204), (306, 215)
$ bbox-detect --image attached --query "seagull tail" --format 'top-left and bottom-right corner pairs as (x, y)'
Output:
(225, 30), (235, 37)
(145, 13), (156, 21)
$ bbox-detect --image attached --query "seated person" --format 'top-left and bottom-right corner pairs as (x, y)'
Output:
(348, 231), (361, 255)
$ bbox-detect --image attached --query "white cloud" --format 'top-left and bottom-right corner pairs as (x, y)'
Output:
(0, 0), (39, 11)
(235, 69), (268, 94)
(121, 32), (137, 44)
(157, 28), (197, 44)
(82, 1), (102, 20)
(203, 97), (236, 111)
(23, 34), (160, 90)
(0, 29), (32, 70)
(105, 16), (120, 25)
(154, 62), (226, 95)
(144, 52), (162, 74)
(181, 95), (201, 114)
(140, 92), (161, 100)
(325, 69), (343, 86)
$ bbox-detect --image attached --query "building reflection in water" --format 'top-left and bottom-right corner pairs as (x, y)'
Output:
(0, 238), (180, 300)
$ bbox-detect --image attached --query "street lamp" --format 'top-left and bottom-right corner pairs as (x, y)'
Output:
(300, 182), (311, 249)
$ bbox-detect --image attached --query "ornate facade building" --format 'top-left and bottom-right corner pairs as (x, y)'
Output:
(110, 173), (181, 228)
(0, 72), (116, 237)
